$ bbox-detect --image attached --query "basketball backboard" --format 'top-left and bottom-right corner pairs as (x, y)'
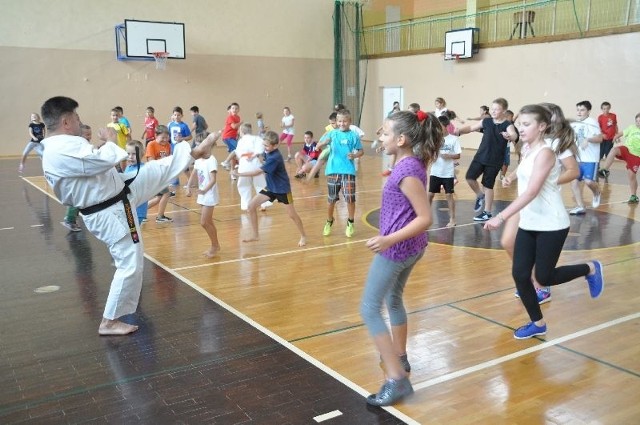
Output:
(115, 19), (185, 61)
(444, 28), (479, 60)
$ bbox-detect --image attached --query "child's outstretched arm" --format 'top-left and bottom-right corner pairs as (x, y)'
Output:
(185, 170), (198, 197)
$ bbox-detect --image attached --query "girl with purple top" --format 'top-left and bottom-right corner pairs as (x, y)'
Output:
(361, 111), (443, 406)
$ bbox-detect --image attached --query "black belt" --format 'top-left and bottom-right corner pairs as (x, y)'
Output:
(79, 147), (141, 243)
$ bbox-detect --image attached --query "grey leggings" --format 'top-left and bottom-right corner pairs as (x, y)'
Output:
(360, 250), (424, 336)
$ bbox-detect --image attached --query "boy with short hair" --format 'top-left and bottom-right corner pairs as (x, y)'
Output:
(168, 106), (193, 191)
(294, 130), (319, 178)
(141, 106), (158, 145)
(146, 125), (174, 222)
(107, 108), (130, 149)
(190, 105), (209, 142)
(232, 130), (307, 247)
(316, 109), (363, 237)
(454, 97), (518, 221)
(569, 100), (603, 215)
(124, 140), (149, 223)
(598, 101), (618, 162)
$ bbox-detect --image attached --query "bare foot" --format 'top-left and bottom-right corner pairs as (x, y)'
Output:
(99, 318), (138, 336)
(242, 235), (259, 243)
(192, 130), (221, 159)
(446, 221), (456, 228)
(298, 236), (307, 247)
(203, 247), (220, 258)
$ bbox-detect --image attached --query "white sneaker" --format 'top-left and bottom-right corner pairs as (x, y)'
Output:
(592, 191), (601, 208)
(569, 206), (586, 215)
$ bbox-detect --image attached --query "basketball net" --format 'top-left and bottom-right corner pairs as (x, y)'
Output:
(152, 52), (169, 70)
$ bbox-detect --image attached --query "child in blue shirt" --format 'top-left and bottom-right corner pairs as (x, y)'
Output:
(315, 109), (363, 237)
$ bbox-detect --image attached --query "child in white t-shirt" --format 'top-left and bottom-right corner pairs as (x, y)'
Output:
(186, 141), (220, 258)
(428, 115), (461, 227)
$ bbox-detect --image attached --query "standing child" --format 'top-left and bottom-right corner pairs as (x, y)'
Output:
(255, 112), (267, 138)
(186, 133), (221, 258)
(361, 111), (442, 406)
(598, 101), (618, 162)
(19, 113), (46, 174)
(146, 125), (174, 223)
(280, 106), (296, 161)
(190, 106), (209, 142)
(428, 115), (461, 227)
(221, 102), (242, 173)
(316, 109), (363, 237)
(141, 106), (159, 146)
(124, 140), (149, 223)
(107, 108), (130, 150)
(167, 106), (193, 191)
(114, 106), (131, 133)
(434, 97), (448, 117)
(232, 131), (307, 247)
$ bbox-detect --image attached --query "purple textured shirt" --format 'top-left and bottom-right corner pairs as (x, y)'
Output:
(379, 156), (428, 261)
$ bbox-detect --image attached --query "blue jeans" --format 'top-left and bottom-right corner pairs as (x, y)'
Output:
(360, 250), (424, 336)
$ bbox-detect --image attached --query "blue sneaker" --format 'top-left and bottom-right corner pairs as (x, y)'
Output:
(514, 321), (547, 339)
(586, 260), (604, 298)
(473, 195), (485, 213)
(514, 287), (551, 304)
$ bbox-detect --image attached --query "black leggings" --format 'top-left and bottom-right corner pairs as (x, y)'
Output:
(512, 227), (590, 322)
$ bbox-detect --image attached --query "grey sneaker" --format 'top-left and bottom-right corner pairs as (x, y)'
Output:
(366, 377), (414, 406)
(60, 221), (82, 232)
(155, 215), (173, 223)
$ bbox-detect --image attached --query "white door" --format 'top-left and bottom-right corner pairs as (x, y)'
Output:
(382, 87), (403, 121)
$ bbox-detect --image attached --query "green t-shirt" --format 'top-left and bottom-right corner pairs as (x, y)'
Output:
(623, 125), (640, 157)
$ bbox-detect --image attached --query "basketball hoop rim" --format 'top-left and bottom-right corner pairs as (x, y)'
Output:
(151, 51), (169, 58)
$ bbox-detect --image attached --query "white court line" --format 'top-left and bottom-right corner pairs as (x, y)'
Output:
(0, 227), (15, 231)
(313, 410), (342, 422)
(30, 224), (44, 228)
(413, 312), (640, 391)
(173, 239), (367, 271)
(145, 253), (420, 425)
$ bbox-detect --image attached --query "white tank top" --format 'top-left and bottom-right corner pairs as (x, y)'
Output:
(517, 144), (570, 231)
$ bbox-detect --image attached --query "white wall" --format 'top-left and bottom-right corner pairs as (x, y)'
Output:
(361, 32), (640, 149)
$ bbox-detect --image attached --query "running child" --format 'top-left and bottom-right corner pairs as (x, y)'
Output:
(232, 131), (307, 247)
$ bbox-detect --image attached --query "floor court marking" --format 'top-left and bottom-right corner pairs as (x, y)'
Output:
(145, 253), (420, 425)
(313, 410), (343, 422)
(413, 311), (640, 392)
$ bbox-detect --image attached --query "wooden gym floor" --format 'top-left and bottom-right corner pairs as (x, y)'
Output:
(3, 145), (640, 424)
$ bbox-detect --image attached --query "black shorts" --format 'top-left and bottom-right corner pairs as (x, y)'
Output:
(259, 189), (293, 205)
(429, 175), (455, 194)
(465, 160), (500, 189)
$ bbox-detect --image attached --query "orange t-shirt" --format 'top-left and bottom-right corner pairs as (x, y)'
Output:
(146, 140), (172, 160)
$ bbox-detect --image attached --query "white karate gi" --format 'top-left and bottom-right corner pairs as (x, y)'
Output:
(42, 136), (193, 320)
(235, 134), (269, 210)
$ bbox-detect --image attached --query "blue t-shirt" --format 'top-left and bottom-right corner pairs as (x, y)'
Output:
(124, 163), (149, 220)
(168, 121), (191, 145)
(119, 117), (131, 129)
(324, 129), (362, 175)
(261, 149), (291, 194)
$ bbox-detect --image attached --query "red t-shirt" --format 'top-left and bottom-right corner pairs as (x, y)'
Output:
(222, 114), (241, 139)
(146, 140), (171, 160)
(598, 113), (617, 140)
(143, 117), (159, 142)
(416, 110), (428, 122)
